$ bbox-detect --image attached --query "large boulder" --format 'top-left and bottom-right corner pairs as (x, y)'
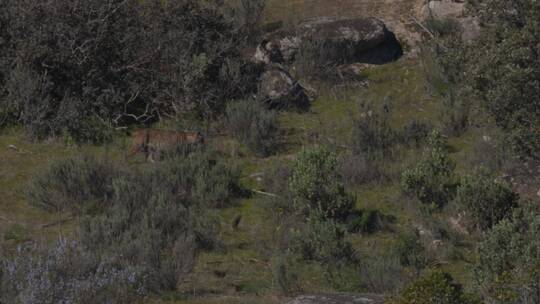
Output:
(253, 17), (401, 65)
(421, 0), (480, 42)
(422, 0), (465, 19)
(285, 293), (385, 304)
(259, 66), (309, 110)
(298, 17), (388, 54)
(253, 35), (301, 64)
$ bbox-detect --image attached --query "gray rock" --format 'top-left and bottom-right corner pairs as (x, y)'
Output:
(459, 17), (481, 42)
(254, 17), (400, 65)
(259, 66), (309, 109)
(298, 17), (388, 53)
(254, 40), (283, 65)
(421, 0), (481, 42)
(279, 36), (302, 62)
(422, 0), (465, 19)
(286, 293), (385, 304)
(253, 35), (302, 64)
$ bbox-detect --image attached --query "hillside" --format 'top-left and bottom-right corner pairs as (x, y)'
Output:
(0, 1), (539, 304)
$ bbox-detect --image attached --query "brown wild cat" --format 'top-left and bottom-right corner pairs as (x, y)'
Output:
(127, 129), (204, 162)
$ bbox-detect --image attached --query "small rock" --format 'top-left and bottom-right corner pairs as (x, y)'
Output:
(285, 293), (384, 304)
(259, 66), (310, 109)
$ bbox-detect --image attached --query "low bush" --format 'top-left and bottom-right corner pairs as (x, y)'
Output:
(395, 270), (480, 304)
(425, 18), (462, 37)
(401, 119), (433, 148)
(79, 153), (238, 290)
(156, 152), (243, 209)
(20, 151), (241, 297)
(80, 173), (215, 291)
(26, 155), (120, 213)
(272, 254), (299, 295)
(351, 100), (398, 159)
(439, 93), (470, 137)
(291, 216), (354, 265)
(294, 38), (344, 81)
(455, 168), (519, 231)
(466, 134), (514, 172)
(346, 209), (383, 234)
(394, 228), (426, 272)
(340, 153), (385, 188)
(226, 99), (279, 156)
(0, 239), (143, 304)
(401, 130), (456, 210)
(0, 0), (262, 142)
(475, 204), (540, 304)
(358, 248), (407, 293)
(289, 147), (355, 221)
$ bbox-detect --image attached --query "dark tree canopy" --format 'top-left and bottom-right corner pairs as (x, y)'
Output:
(0, 0), (261, 142)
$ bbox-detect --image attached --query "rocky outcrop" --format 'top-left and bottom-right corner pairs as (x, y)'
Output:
(421, 0), (480, 42)
(421, 0), (465, 19)
(298, 17), (388, 53)
(254, 35), (302, 64)
(259, 66), (309, 110)
(254, 17), (402, 65)
(285, 293), (385, 304)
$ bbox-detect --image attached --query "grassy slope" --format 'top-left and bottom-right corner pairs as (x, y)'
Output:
(0, 61), (478, 304)
(0, 1), (487, 303)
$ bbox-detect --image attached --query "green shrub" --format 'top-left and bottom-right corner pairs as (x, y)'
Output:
(466, 133), (514, 172)
(401, 119), (433, 148)
(291, 216), (354, 265)
(272, 254), (299, 295)
(347, 209), (382, 234)
(352, 100), (397, 159)
(289, 147), (355, 221)
(294, 38), (346, 81)
(80, 178), (216, 291)
(226, 99), (279, 156)
(26, 155), (120, 213)
(401, 130), (456, 209)
(22, 151), (241, 295)
(394, 228), (426, 272)
(3, 223), (29, 243)
(396, 270), (480, 304)
(0, 0), (261, 141)
(158, 152), (242, 209)
(439, 93), (470, 137)
(455, 0), (540, 158)
(475, 204), (540, 304)
(425, 18), (462, 37)
(0, 240), (143, 304)
(340, 153), (385, 188)
(455, 168), (519, 230)
(79, 154), (235, 290)
(358, 246), (407, 293)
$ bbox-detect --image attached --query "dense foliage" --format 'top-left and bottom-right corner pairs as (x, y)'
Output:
(290, 147), (355, 221)
(455, 168), (519, 231)
(475, 205), (540, 304)
(395, 271), (479, 304)
(2, 151), (242, 302)
(435, 0), (540, 158)
(0, 0), (261, 142)
(226, 99), (279, 156)
(26, 155), (120, 213)
(401, 130), (456, 209)
(1, 240), (143, 304)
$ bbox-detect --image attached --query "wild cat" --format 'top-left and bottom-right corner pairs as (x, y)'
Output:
(127, 129), (204, 162)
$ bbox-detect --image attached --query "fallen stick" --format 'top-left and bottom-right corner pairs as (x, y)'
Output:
(250, 189), (280, 198)
(410, 15), (436, 40)
(41, 218), (73, 228)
